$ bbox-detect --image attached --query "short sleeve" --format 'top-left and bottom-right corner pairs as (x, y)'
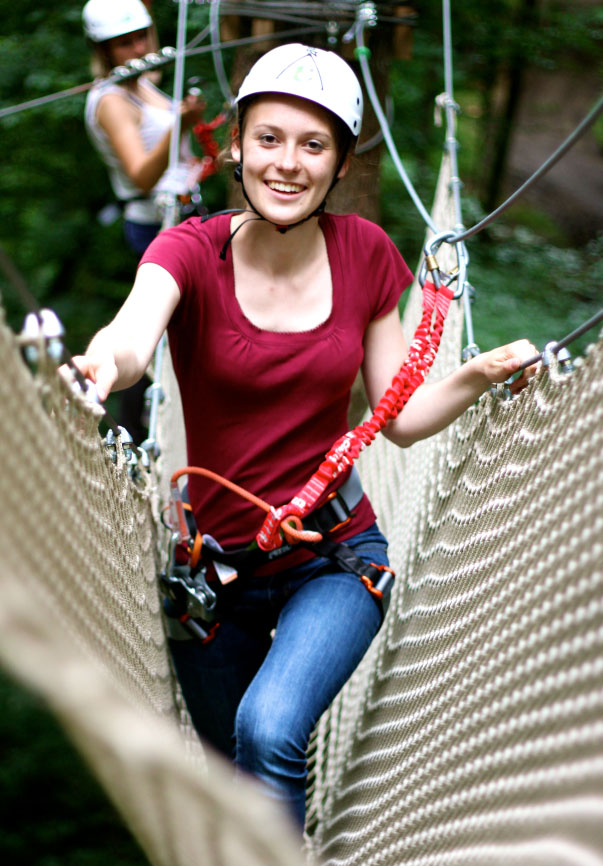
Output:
(139, 218), (207, 297)
(359, 218), (414, 321)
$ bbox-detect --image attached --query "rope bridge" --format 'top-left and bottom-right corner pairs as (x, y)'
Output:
(305, 309), (603, 865)
(1, 151), (602, 866)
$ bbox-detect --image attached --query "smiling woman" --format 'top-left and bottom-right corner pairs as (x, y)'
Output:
(70, 43), (540, 833)
(232, 95), (347, 233)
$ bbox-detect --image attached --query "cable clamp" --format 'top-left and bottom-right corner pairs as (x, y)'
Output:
(542, 341), (573, 374)
(21, 308), (65, 367)
(103, 425), (143, 474)
(358, 2), (378, 26)
(434, 92), (460, 127)
(462, 342), (481, 362)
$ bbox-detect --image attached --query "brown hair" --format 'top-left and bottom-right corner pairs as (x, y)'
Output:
(86, 24), (160, 78)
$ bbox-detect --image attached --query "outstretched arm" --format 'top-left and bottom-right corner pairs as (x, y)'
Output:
(70, 263), (180, 401)
(362, 305), (538, 449)
(96, 91), (203, 193)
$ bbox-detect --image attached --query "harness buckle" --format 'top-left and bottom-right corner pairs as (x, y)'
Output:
(159, 531), (218, 641)
(360, 563), (396, 599)
(321, 489), (353, 534)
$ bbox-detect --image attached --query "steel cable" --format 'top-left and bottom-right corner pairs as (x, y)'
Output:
(0, 244), (122, 437)
(210, 0), (235, 106)
(517, 309), (603, 372)
(445, 94), (603, 246)
(356, 20), (438, 232)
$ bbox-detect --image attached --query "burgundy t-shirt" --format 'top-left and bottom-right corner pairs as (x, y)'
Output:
(140, 212), (413, 550)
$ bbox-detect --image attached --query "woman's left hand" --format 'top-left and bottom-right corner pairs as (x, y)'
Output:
(475, 339), (540, 393)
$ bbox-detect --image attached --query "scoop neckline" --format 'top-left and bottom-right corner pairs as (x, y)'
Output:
(222, 213), (340, 343)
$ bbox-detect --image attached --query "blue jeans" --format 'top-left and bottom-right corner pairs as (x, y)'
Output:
(123, 219), (161, 256)
(168, 523), (389, 828)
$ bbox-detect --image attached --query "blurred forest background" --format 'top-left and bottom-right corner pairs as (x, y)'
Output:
(0, 0), (601, 863)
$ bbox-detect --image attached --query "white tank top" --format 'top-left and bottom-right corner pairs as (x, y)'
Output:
(85, 77), (194, 224)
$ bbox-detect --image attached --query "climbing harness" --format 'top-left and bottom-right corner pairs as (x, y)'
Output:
(160, 464), (394, 641)
(159, 511), (220, 643)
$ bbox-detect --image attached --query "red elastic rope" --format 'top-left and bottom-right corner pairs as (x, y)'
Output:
(256, 280), (454, 550)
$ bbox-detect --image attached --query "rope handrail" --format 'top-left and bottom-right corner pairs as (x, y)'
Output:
(516, 309), (603, 372)
(0, 244), (122, 438)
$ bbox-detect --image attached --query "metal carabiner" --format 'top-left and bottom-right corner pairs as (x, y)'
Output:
(453, 238), (469, 300)
(419, 229), (457, 289)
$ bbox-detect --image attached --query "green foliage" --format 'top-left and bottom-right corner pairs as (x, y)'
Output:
(379, 0), (602, 358)
(0, 0), (229, 352)
(0, 670), (148, 865)
(463, 205), (602, 357)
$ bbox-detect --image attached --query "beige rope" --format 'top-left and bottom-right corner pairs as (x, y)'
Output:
(0, 304), (305, 866)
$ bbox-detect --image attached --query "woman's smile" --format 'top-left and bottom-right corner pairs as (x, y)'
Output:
(265, 180), (306, 195)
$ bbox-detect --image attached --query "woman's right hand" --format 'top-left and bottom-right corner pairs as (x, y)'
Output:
(68, 351), (119, 403)
(180, 93), (205, 132)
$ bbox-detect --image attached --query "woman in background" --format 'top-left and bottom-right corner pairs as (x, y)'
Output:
(82, 0), (203, 441)
(83, 0), (203, 253)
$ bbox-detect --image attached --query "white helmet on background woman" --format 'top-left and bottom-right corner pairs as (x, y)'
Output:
(235, 43), (363, 138)
(82, 0), (152, 43)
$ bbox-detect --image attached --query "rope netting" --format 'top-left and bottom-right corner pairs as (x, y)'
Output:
(0, 147), (601, 866)
(303, 166), (603, 862)
(306, 335), (603, 864)
(0, 305), (305, 866)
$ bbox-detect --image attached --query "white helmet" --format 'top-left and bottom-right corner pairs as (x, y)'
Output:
(82, 0), (152, 43)
(235, 43), (363, 137)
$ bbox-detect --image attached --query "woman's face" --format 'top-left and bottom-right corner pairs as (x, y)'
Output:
(106, 28), (151, 68)
(232, 94), (349, 226)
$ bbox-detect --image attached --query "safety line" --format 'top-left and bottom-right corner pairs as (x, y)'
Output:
(0, 82), (94, 119)
(0, 22), (211, 121)
(186, 24), (211, 52)
(0, 24), (322, 121)
(517, 309), (603, 372)
(210, 0), (235, 106)
(161, 0), (190, 232)
(0, 244), (122, 437)
(184, 24), (324, 60)
(171, 466), (321, 546)
(441, 0), (474, 341)
(355, 20), (438, 232)
(218, 3), (332, 28)
(220, 0), (418, 26)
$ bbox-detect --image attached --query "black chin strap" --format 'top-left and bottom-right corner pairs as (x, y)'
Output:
(218, 215), (263, 260)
